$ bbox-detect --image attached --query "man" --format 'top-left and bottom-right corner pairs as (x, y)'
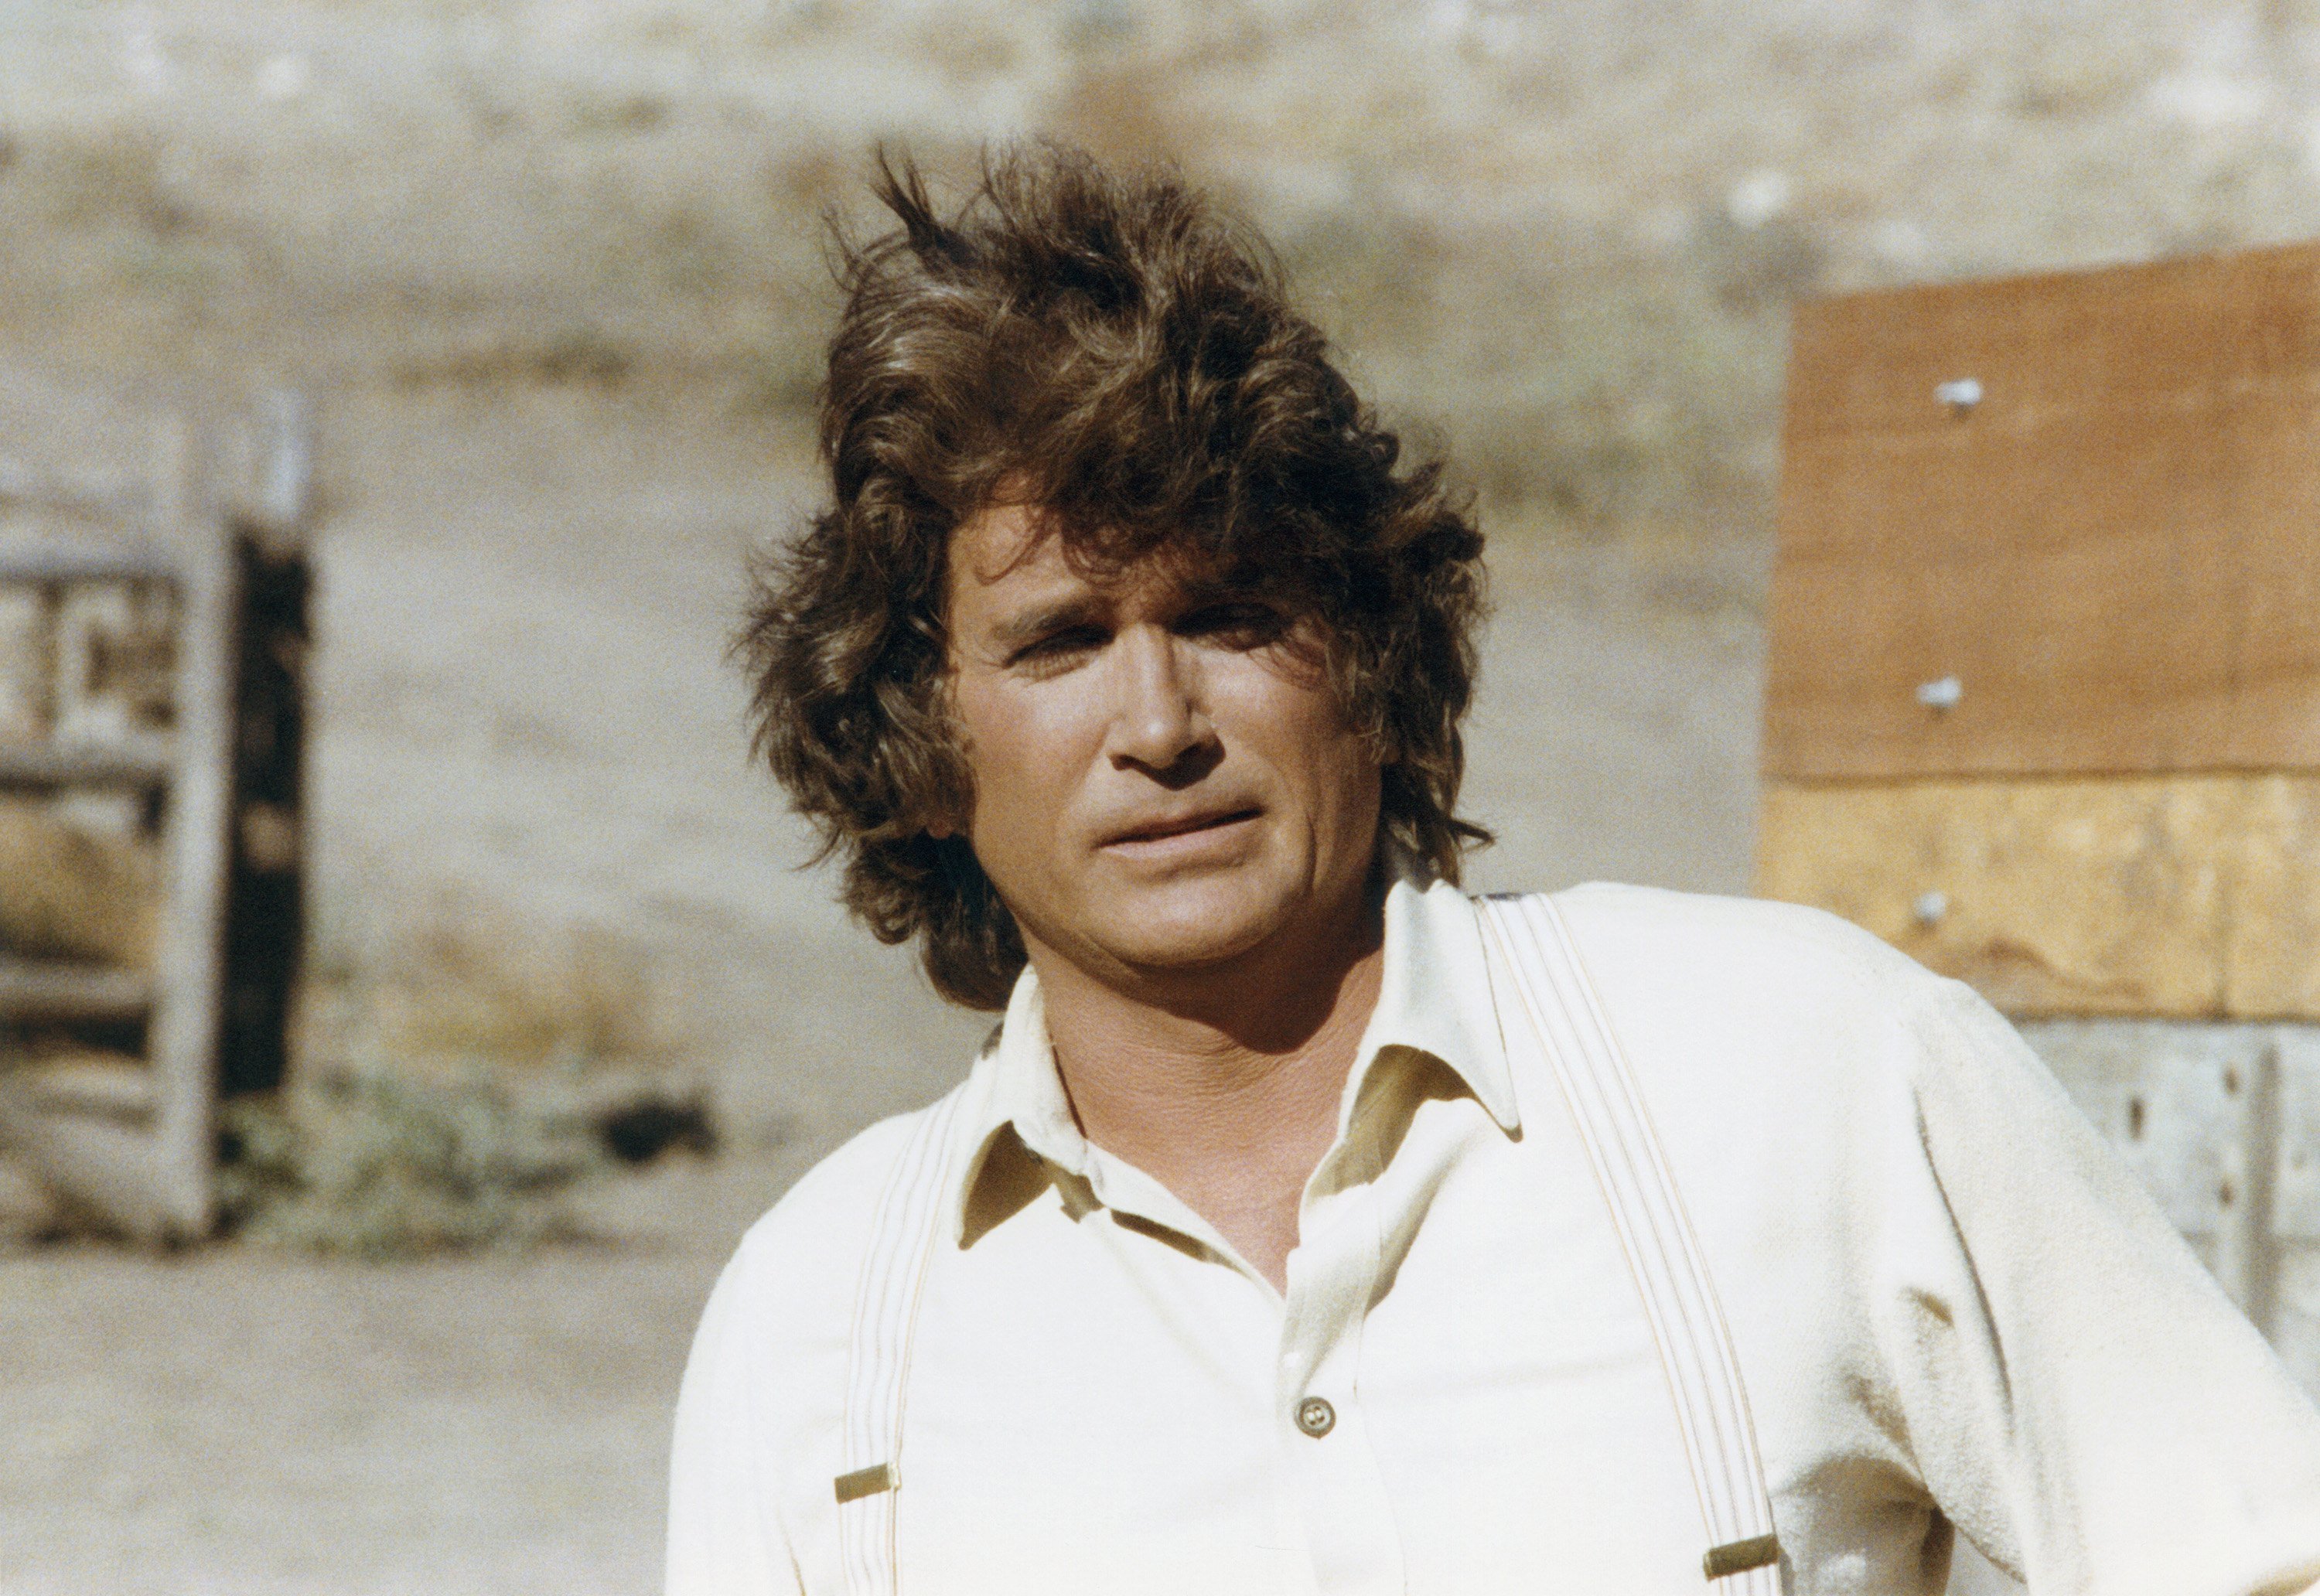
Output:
(670, 146), (2320, 1594)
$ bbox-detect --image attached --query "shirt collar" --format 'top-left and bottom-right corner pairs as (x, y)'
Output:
(951, 858), (1520, 1246)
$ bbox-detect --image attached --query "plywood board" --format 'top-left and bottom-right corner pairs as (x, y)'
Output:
(2228, 776), (2320, 1018)
(1757, 774), (2320, 1019)
(1765, 244), (2320, 781)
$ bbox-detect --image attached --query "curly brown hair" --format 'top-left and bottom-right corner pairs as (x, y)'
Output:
(740, 145), (1489, 1009)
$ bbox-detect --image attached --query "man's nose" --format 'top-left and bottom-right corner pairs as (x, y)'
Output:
(1104, 623), (1213, 772)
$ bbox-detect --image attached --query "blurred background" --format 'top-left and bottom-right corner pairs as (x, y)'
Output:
(5, 1), (2320, 1591)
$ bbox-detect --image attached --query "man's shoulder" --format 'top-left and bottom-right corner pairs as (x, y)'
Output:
(716, 1084), (980, 1338)
(1515, 883), (2017, 1250)
(1544, 880), (1931, 1000)
(1544, 878), (1895, 953)
(1530, 881), (1977, 1093)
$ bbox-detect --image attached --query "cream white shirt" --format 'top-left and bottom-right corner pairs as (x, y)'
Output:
(667, 876), (2320, 1595)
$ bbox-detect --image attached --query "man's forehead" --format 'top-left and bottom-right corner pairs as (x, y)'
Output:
(949, 504), (1243, 609)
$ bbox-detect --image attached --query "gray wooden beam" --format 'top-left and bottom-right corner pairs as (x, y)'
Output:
(0, 459), (152, 527)
(0, 540), (179, 585)
(0, 735), (174, 791)
(144, 506), (240, 1239)
(15, 1056), (155, 1123)
(0, 960), (152, 1024)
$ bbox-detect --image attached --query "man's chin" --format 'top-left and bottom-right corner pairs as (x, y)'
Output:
(1088, 892), (1294, 974)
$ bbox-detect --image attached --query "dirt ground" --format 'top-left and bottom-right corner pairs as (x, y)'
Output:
(1, 1161), (778, 1596)
(12, 0), (2311, 1589)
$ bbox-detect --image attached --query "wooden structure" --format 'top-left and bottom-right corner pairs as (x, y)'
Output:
(1760, 244), (2320, 1021)
(1755, 245), (2320, 1353)
(0, 399), (312, 1240)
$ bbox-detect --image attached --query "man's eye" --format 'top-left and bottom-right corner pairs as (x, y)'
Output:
(1009, 626), (1107, 666)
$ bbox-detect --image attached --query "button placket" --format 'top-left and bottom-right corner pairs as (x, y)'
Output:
(1274, 1179), (1404, 1596)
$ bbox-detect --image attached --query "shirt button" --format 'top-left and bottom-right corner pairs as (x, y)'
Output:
(1295, 1396), (1336, 1438)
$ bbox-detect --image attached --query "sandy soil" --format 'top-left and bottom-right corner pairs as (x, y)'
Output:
(0, 1151), (817, 1596)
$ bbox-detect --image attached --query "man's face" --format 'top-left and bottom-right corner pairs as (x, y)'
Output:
(942, 503), (1383, 986)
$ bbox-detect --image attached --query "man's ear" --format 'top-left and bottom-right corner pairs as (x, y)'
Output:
(919, 774), (967, 841)
(919, 784), (969, 841)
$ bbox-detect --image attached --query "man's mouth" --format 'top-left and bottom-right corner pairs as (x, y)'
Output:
(1101, 807), (1264, 848)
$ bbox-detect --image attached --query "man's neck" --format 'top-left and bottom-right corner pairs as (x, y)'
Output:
(1025, 886), (1387, 1293)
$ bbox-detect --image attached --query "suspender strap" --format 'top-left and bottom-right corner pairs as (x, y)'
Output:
(835, 1085), (971, 1596)
(1481, 895), (1784, 1591)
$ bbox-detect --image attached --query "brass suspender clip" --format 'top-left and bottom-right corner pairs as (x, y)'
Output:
(1702, 1533), (1780, 1580)
(834, 1463), (897, 1504)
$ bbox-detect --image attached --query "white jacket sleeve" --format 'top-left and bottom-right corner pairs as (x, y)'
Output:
(1874, 974), (2320, 1595)
(666, 1250), (801, 1596)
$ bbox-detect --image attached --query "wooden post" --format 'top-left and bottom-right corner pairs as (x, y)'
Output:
(251, 388), (314, 537)
(143, 432), (241, 1240)
(215, 392), (313, 1101)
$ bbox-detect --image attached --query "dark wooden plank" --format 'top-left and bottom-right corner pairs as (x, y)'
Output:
(1766, 242), (2320, 779)
(1781, 244), (2320, 445)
